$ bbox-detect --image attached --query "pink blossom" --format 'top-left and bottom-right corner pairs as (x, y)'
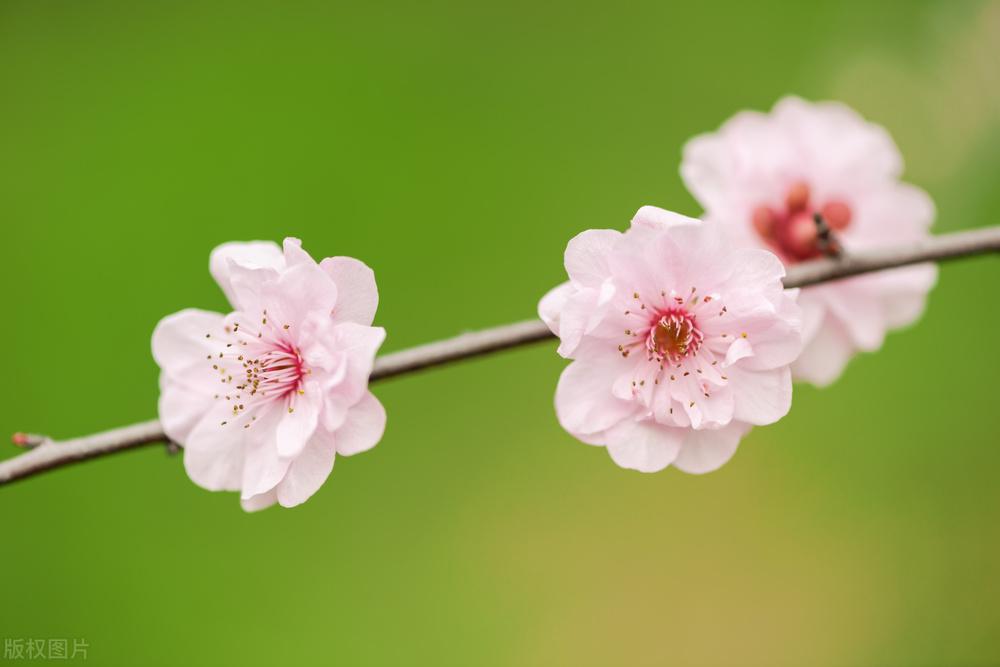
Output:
(681, 96), (936, 385)
(539, 208), (802, 473)
(152, 238), (385, 511)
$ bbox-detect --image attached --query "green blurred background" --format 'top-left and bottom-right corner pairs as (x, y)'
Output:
(2, 1), (999, 664)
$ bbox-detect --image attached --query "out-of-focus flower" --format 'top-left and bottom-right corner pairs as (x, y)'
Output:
(681, 96), (937, 385)
(539, 208), (802, 473)
(152, 238), (385, 511)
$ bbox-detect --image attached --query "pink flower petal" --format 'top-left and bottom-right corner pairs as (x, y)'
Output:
(604, 419), (684, 472)
(260, 261), (339, 328)
(630, 205), (700, 231)
(538, 281), (573, 335)
(320, 256), (379, 326)
(275, 381), (322, 458)
(241, 489), (278, 512)
(158, 381), (208, 444)
(282, 237), (315, 267)
(331, 322), (386, 405)
(209, 241), (284, 309)
(152, 309), (227, 389)
(881, 264), (937, 329)
(565, 229), (620, 288)
(555, 359), (639, 437)
(182, 403), (248, 492)
(790, 317), (856, 387)
(334, 391), (387, 457)
(240, 406), (292, 500)
(275, 428), (337, 508)
(728, 366), (792, 426)
(772, 96), (903, 185)
(553, 285), (612, 358)
(672, 422), (751, 474)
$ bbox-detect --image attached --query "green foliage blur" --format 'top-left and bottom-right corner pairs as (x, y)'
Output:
(1, 1), (998, 664)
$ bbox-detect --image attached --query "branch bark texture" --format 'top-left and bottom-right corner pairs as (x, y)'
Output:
(3, 226), (999, 485)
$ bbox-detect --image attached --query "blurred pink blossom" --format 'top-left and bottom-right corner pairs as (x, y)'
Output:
(682, 96), (936, 385)
(540, 208), (802, 473)
(153, 238), (385, 511)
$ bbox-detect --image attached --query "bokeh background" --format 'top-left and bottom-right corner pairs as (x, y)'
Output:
(2, 1), (999, 665)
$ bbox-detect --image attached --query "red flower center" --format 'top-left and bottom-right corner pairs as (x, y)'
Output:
(646, 309), (703, 362)
(752, 181), (852, 262)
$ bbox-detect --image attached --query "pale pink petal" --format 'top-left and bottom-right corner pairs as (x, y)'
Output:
(152, 309), (227, 387)
(282, 237), (315, 267)
(538, 281), (573, 335)
(672, 422), (751, 474)
(721, 248), (786, 297)
(565, 229), (620, 287)
(652, 220), (735, 290)
(331, 323), (386, 404)
(301, 331), (348, 378)
(797, 293), (827, 349)
(555, 359), (639, 437)
(241, 489), (278, 512)
(226, 261), (282, 314)
(849, 183), (934, 246)
(727, 366), (792, 426)
(772, 96), (903, 185)
(260, 262), (338, 328)
(604, 419), (684, 473)
(881, 264), (937, 329)
(575, 430), (607, 447)
(158, 380), (208, 444)
(676, 385), (705, 429)
(276, 428), (337, 508)
(320, 256), (379, 326)
(692, 384), (735, 428)
(285, 315), (381, 439)
(723, 337), (754, 367)
(821, 281), (887, 351)
(209, 241), (284, 308)
(680, 130), (734, 210)
(182, 404), (247, 492)
(681, 109), (791, 214)
(275, 381), (322, 458)
(553, 286), (611, 358)
(630, 205), (700, 232)
(334, 391), (387, 457)
(716, 295), (803, 372)
(791, 317), (856, 387)
(611, 358), (659, 405)
(320, 389), (351, 433)
(240, 406), (292, 500)
(302, 321), (385, 434)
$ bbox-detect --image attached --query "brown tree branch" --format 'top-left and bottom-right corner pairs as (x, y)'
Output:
(3, 225), (999, 485)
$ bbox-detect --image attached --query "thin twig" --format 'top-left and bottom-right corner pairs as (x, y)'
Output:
(1, 420), (166, 483)
(369, 319), (554, 381)
(3, 225), (999, 485)
(784, 225), (1000, 288)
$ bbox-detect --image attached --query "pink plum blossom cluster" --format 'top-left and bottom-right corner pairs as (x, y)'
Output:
(153, 96), (935, 508)
(153, 238), (385, 511)
(681, 96), (936, 385)
(539, 96), (934, 471)
(539, 209), (802, 472)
